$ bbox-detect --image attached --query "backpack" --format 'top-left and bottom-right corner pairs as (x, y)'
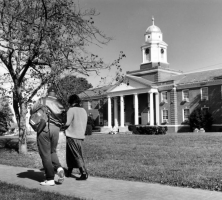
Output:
(29, 98), (49, 133)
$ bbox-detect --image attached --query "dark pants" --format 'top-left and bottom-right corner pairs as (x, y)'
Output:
(66, 137), (86, 174)
(37, 124), (61, 180)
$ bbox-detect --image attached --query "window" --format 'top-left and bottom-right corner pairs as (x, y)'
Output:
(161, 49), (164, 59)
(162, 109), (168, 122)
(201, 87), (208, 101)
(88, 101), (92, 110)
(99, 99), (104, 109)
(99, 113), (103, 125)
(182, 90), (189, 102)
(183, 108), (190, 121)
(161, 91), (168, 103)
(201, 107), (209, 115)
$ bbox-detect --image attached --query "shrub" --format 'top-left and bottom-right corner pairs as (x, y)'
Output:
(128, 125), (140, 135)
(0, 97), (13, 135)
(188, 108), (213, 132)
(129, 125), (167, 135)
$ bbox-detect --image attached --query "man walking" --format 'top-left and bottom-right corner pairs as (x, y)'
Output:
(31, 86), (65, 186)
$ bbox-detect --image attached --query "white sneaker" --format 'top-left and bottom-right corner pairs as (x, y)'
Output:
(40, 180), (55, 186)
(57, 167), (65, 184)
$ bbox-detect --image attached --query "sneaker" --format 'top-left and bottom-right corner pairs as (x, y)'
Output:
(76, 173), (88, 181)
(57, 167), (65, 184)
(40, 180), (55, 186)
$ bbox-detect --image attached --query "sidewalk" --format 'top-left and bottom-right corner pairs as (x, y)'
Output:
(1, 164), (222, 200)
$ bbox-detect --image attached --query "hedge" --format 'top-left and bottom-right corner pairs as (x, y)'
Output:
(128, 125), (167, 135)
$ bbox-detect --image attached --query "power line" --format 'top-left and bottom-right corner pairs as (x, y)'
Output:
(185, 63), (222, 74)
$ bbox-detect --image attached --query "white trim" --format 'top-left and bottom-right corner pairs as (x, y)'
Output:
(162, 109), (169, 123)
(107, 88), (158, 98)
(200, 87), (208, 101)
(161, 91), (168, 103)
(128, 68), (181, 76)
(158, 124), (222, 127)
(182, 108), (190, 122)
(153, 124), (222, 127)
(158, 125), (189, 127)
(182, 89), (189, 102)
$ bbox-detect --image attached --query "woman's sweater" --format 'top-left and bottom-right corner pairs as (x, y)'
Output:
(65, 107), (87, 139)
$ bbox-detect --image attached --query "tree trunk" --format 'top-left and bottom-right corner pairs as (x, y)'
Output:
(18, 103), (28, 154)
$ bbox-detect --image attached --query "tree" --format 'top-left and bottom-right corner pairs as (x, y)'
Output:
(0, 0), (125, 154)
(188, 108), (213, 132)
(0, 96), (13, 135)
(57, 75), (93, 108)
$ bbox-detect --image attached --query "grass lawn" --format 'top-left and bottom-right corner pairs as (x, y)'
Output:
(0, 181), (85, 200)
(1, 132), (222, 192)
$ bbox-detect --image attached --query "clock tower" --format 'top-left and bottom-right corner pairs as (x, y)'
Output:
(141, 17), (168, 66)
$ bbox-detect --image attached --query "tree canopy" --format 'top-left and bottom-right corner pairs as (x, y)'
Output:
(56, 75), (93, 108)
(0, 0), (124, 153)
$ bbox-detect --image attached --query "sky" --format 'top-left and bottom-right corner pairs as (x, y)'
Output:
(79, 0), (222, 87)
(1, 0), (222, 88)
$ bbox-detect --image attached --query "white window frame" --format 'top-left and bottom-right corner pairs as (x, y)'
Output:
(200, 87), (208, 101)
(182, 89), (189, 102)
(162, 109), (169, 123)
(161, 91), (168, 103)
(183, 108), (190, 122)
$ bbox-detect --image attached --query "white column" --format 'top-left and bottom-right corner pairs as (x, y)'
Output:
(149, 92), (154, 125)
(155, 93), (160, 125)
(134, 93), (139, 125)
(147, 94), (150, 124)
(108, 96), (112, 127)
(142, 48), (145, 63)
(120, 95), (125, 127)
(114, 97), (118, 127)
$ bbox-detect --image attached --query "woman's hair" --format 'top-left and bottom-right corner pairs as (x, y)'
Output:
(68, 94), (81, 107)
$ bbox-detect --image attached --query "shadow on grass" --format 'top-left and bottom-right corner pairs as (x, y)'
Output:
(17, 170), (44, 182)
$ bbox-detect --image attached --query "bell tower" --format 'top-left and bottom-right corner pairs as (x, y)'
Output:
(141, 17), (168, 66)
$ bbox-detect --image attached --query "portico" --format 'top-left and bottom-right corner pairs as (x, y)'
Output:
(105, 78), (159, 130)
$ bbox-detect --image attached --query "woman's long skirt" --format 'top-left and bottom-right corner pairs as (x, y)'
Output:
(66, 136), (85, 169)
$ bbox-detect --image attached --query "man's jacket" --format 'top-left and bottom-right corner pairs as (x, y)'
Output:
(31, 95), (66, 127)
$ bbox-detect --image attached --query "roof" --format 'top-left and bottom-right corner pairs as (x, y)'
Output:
(162, 68), (222, 85)
(79, 85), (114, 100)
(146, 25), (161, 34)
(126, 75), (154, 86)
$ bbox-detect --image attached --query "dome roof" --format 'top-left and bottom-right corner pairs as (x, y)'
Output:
(146, 25), (161, 33)
(146, 17), (162, 33)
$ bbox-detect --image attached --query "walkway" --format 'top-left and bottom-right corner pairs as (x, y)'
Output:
(0, 164), (222, 200)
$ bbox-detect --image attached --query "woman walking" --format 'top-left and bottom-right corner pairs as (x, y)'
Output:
(64, 94), (88, 180)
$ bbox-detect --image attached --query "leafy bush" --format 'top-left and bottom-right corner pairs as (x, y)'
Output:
(188, 108), (213, 132)
(0, 97), (13, 135)
(128, 125), (140, 134)
(129, 125), (167, 135)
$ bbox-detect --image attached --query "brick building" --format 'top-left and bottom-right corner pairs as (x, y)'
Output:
(79, 18), (222, 133)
